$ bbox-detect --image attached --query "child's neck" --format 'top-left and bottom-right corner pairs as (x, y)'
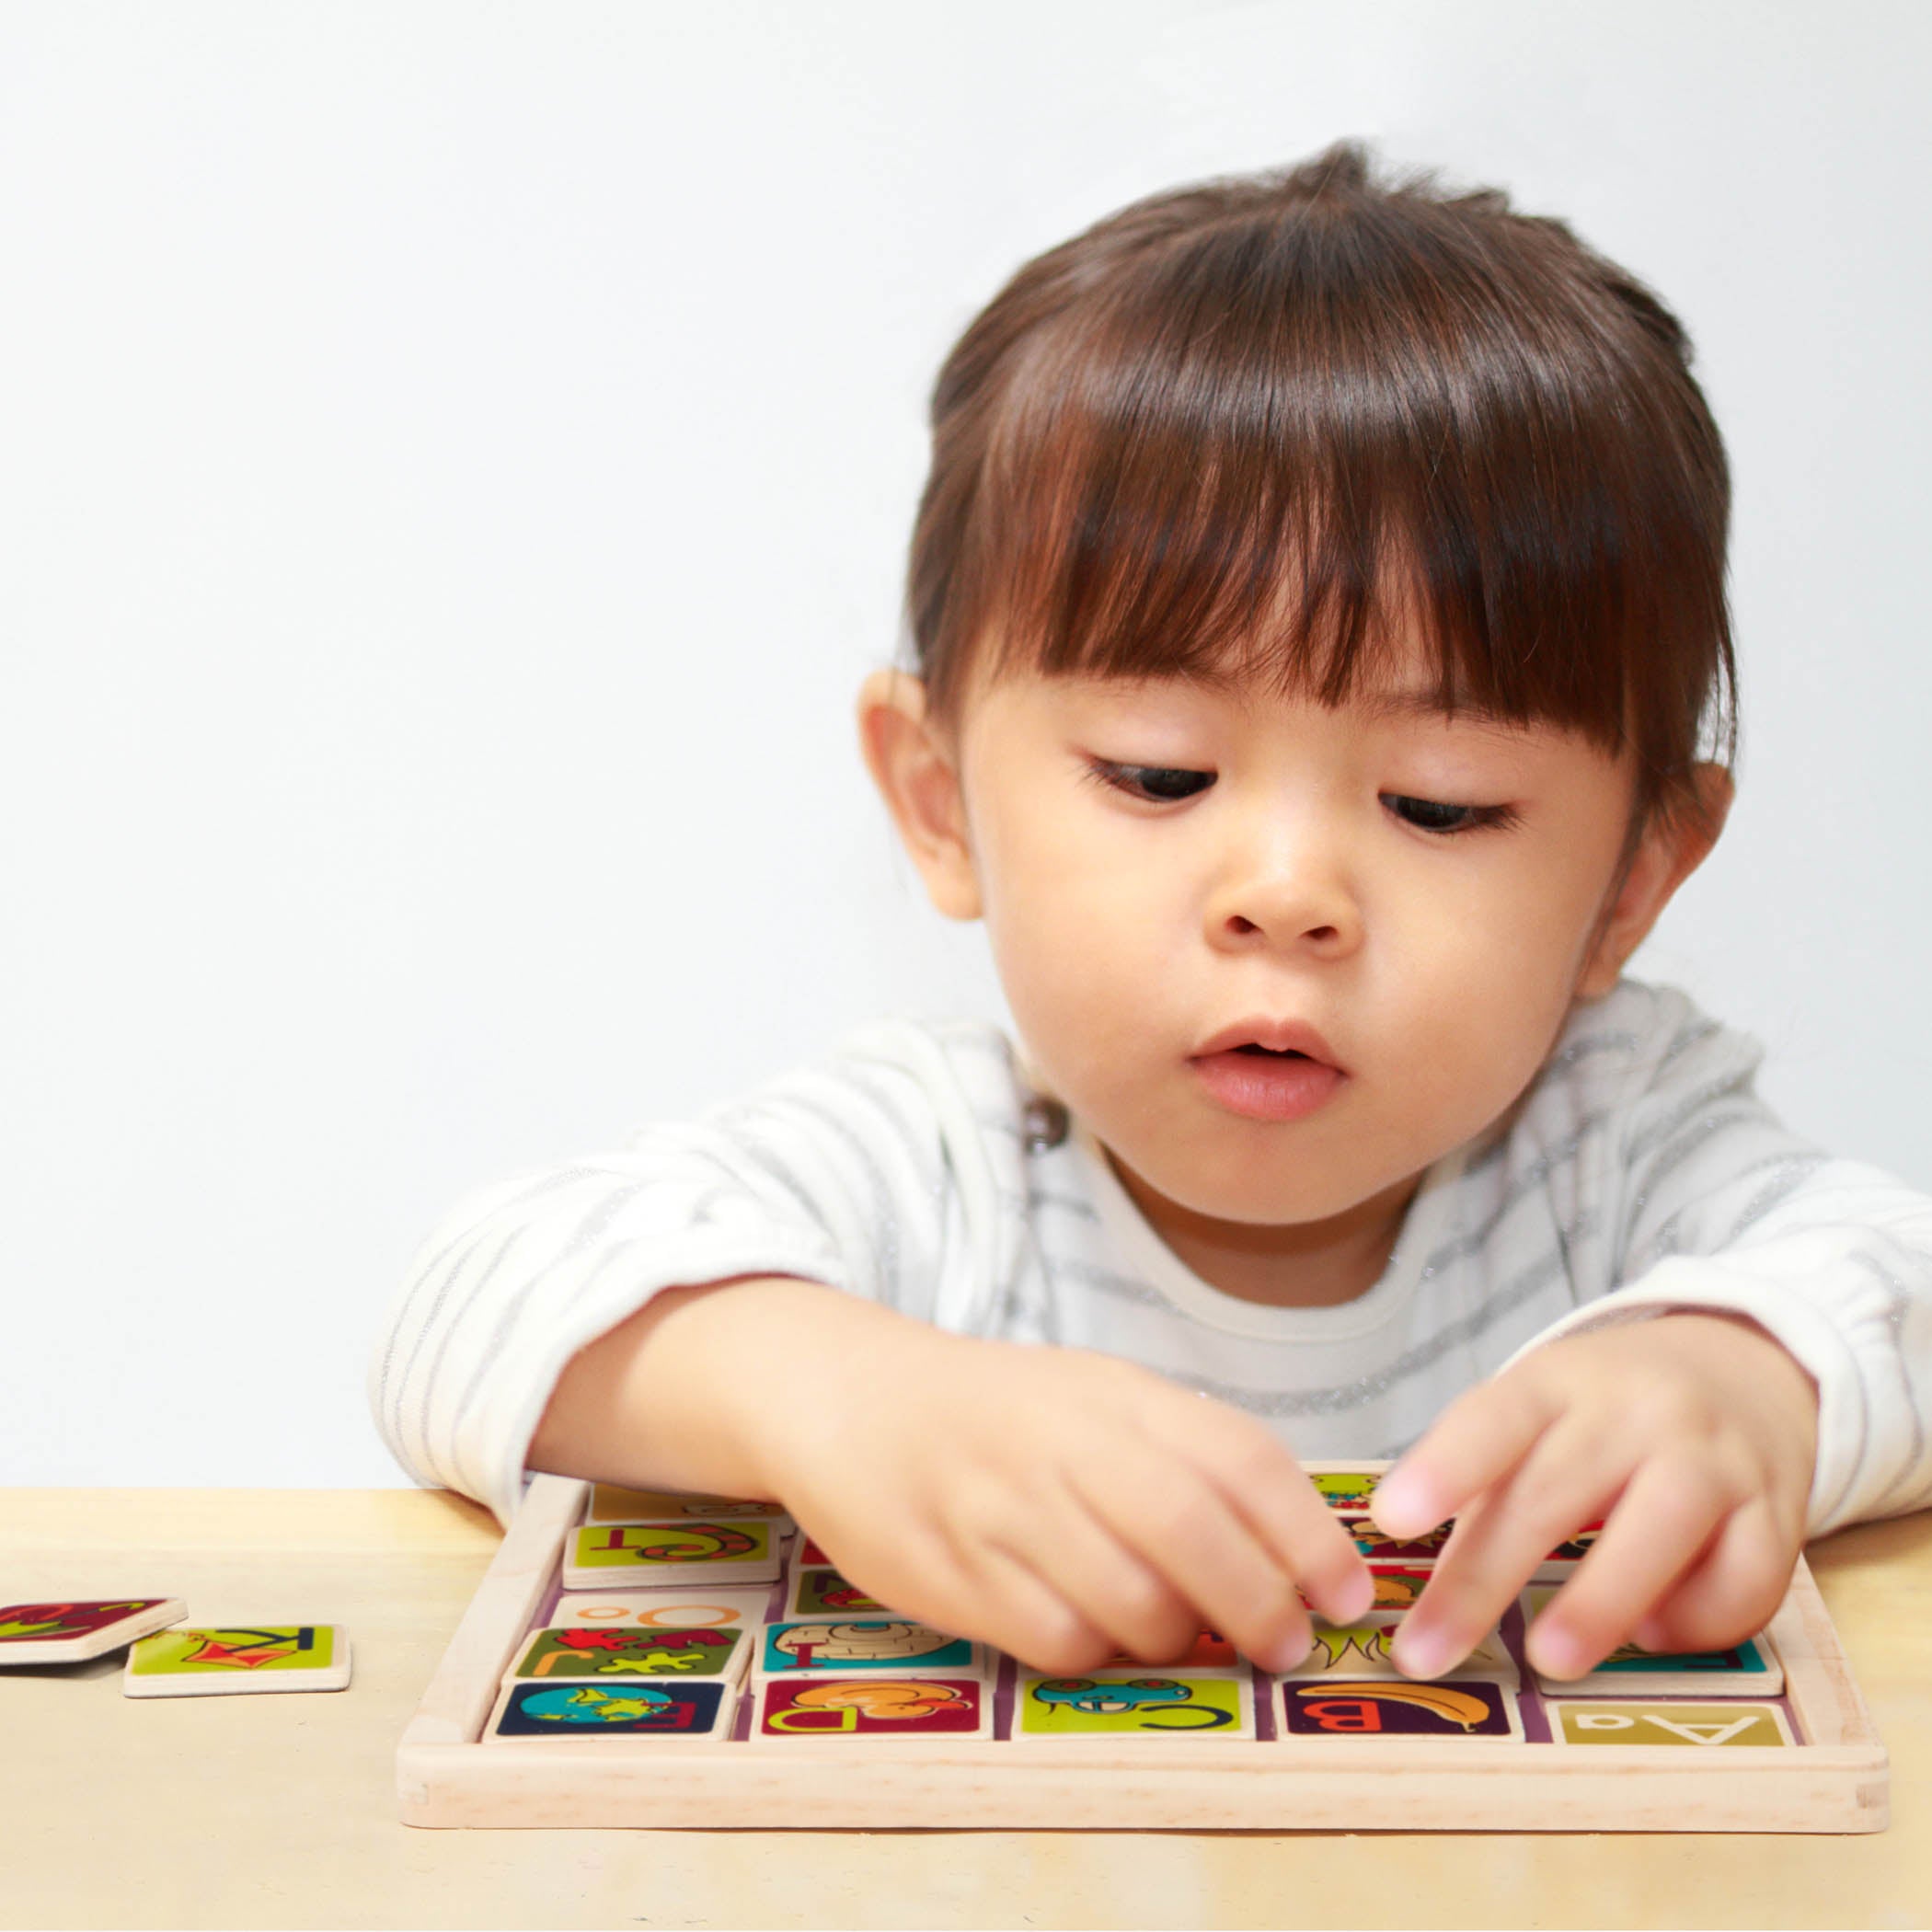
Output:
(1107, 1155), (1420, 1309)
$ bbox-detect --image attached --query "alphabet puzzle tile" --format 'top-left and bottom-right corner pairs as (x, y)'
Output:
(1098, 1628), (1246, 1673)
(784, 1565), (893, 1617)
(1277, 1616), (1516, 1685)
(1014, 1671), (1257, 1740)
(487, 1678), (737, 1741)
(1547, 1700), (1795, 1747)
(546, 1588), (776, 1633)
(1278, 1677), (1524, 1740)
(1299, 1464), (1383, 1518)
(0, 1599), (186, 1666)
(752, 1673), (993, 1740)
(564, 1519), (779, 1588)
(1357, 1566), (1433, 1614)
(1518, 1587), (1782, 1696)
(754, 1618), (986, 1679)
(586, 1483), (792, 1528)
(123, 1625), (351, 1696)
(1347, 1524), (1453, 1564)
(507, 1625), (751, 1685)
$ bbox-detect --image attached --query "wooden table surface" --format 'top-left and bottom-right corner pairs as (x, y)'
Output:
(2, 1489), (1927, 1931)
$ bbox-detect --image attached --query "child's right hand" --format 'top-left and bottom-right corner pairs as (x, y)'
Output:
(722, 1283), (1377, 1673)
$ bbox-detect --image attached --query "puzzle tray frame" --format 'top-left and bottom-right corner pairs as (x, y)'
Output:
(397, 1473), (1888, 1832)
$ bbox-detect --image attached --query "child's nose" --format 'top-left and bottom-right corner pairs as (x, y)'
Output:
(1206, 834), (1363, 959)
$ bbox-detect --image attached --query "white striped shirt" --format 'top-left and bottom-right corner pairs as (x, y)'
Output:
(370, 978), (1932, 1533)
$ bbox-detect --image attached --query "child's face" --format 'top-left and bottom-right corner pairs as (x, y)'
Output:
(860, 643), (1720, 1271)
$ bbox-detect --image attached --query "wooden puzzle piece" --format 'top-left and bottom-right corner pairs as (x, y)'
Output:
(1098, 1629), (1244, 1673)
(1352, 1566), (1433, 1614)
(783, 1566), (893, 1617)
(123, 1625), (351, 1696)
(752, 1674), (993, 1740)
(1015, 1671), (1257, 1740)
(1277, 1678), (1524, 1740)
(487, 1678), (737, 1741)
(507, 1625), (752, 1685)
(0, 1599), (186, 1666)
(1518, 1588), (1782, 1696)
(753, 1618), (985, 1680)
(563, 1519), (779, 1589)
(545, 1588), (776, 1632)
(586, 1483), (791, 1527)
(1276, 1616), (1516, 1685)
(1298, 1465), (1383, 1518)
(1547, 1700), (1796, 1747)
(1346, 1524), (1453, 1563)
(1529, 1523), (1604, 1582)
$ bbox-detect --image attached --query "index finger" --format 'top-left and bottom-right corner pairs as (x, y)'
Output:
(1371, 1374), (1554, 1542)
(1156, 1405), (1376, 1628)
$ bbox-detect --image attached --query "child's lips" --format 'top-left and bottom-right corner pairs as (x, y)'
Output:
(1189, 1019), (1346, 1123)
(1193, 1017), (1343, 1065)
(1190, 1048), (1345, 1122)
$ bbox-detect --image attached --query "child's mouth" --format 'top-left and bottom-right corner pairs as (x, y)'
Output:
(1190, 1024), (1344, 1122)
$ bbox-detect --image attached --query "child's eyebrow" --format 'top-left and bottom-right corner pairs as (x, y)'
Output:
(1354, 685), (1525, 732)
(1084, 671), (1533, 736)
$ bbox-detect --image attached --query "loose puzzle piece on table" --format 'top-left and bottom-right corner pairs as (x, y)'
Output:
(1518, 1586), (1784, 1696)
(564, 1519), (779, 1589)
(753, 1673), (994, 1739)
(1016, 1671), (1257, 1740)
(508, 1625), (752, 1685)
(0, 1599), (186, 1666)
(124, 1625), (351, 1696)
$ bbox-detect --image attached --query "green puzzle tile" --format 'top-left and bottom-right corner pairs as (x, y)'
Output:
(127, 1627), (336, 1676)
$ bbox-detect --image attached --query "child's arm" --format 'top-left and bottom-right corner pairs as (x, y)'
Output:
(527, 1271), (1374, 1672)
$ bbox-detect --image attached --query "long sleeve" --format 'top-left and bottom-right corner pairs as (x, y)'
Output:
(366, 1019), (1034, 1524)
(1500, 988), (1932, 1535)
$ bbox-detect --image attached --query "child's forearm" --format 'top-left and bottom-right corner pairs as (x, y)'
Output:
(524, 1273), (900, 1501)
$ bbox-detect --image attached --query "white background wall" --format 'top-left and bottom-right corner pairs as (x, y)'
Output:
(5, 1), (1927, 1489)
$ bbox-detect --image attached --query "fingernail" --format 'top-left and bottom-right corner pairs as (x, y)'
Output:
(1265, 1626), (1316, 1674)
(1370, 1473), (1432, 1540)
(1393, 1623), (1447, 1679)
(1529, 1622), (1584, 1680)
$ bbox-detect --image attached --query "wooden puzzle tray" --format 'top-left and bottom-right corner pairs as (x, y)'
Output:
(396, 1469), (1888, 1832)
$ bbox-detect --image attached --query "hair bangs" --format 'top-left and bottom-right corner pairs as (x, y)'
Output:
(908, 147), (1735, 821)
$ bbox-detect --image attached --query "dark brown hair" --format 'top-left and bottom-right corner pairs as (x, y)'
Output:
(904, 143), (1735, 830)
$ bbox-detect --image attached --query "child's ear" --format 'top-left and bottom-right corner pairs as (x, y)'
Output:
(856, 669), (983, 921)
(1575, 763), (1734, 999)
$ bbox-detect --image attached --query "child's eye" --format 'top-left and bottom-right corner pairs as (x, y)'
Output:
(1382, 794), (1522, 835)
(1086, 761), (1215, 803)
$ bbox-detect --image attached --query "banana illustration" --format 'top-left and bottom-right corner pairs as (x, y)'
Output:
(1294, 1680), (1493, 1730)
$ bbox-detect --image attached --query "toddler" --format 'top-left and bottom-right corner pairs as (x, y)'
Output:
(372, 145), (1932, 1685)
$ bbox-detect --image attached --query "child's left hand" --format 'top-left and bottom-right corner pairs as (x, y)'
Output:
(1368, 1312), (1819, 1682)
